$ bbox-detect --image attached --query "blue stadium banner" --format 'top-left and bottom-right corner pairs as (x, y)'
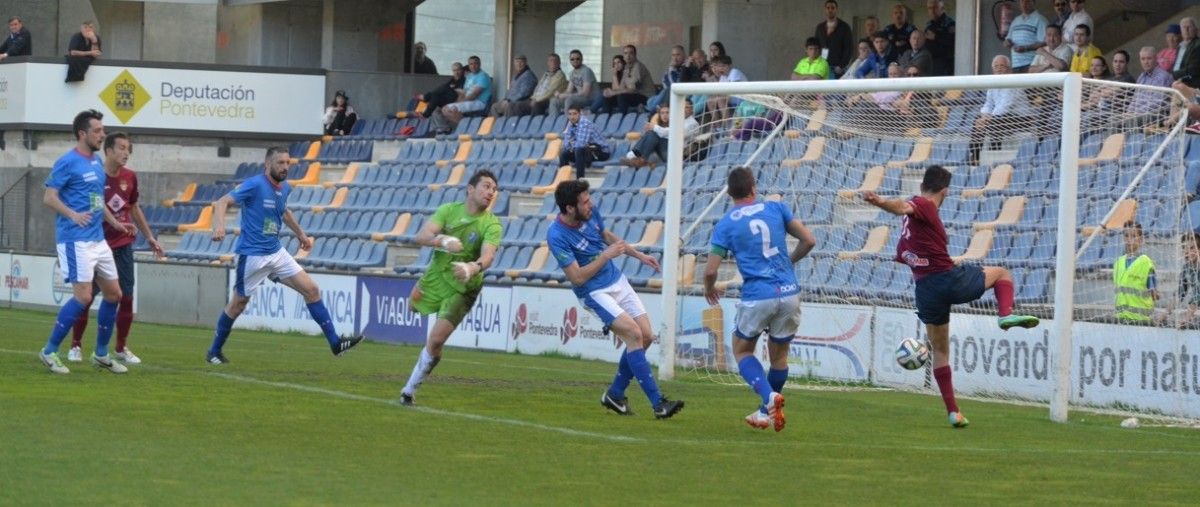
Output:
(357, 276), (428, 344)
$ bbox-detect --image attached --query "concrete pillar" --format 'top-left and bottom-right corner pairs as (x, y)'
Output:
(321, 0), (333, 69)
(92, 0), (144, 60)
(955, 0), (976, 76)
(143, 2), (217, 64)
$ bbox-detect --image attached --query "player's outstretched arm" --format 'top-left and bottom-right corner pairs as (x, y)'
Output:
(561, 241), (624, 287)
(786, 218), (817, 263)
(702, 251), (724, 305)
(860, 190), (914, 216)
(414, 219), (462, 253)
(604, 229), (659, 272)
(43, 187), (91, 227)
(211, 193), (234, 241)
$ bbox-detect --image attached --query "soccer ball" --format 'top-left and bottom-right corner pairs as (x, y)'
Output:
(895, 337), (930, 370)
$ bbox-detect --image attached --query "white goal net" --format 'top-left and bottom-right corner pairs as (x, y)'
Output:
(660, 73), (1198, 423)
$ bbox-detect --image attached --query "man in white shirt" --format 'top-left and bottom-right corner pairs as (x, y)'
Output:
(622, 101), (700, 168)
(1028, 24), (1072, 72)
(969, 55), (1033, 165)
(1061, 0), (1092, 45)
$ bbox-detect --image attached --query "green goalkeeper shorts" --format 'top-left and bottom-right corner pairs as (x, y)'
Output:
(412, 274), (479, 326)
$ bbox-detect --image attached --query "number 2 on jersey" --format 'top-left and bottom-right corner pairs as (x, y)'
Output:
(749, 219), (779, 258)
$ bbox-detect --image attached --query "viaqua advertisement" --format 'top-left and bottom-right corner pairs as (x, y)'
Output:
(357, 276), (427, 344)
(233, 273), (357, 337)
(509, 286), (662, 364)
(445, 285), (512, 351)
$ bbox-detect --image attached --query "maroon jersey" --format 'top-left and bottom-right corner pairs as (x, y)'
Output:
(102, 167), (139, 249)
(894, 195), (955, 281)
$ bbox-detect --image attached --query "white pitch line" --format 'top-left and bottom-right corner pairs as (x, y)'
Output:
(0, 347), (640, 444)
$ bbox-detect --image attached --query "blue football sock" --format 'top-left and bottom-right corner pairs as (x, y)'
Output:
(45, 298), (87, 355)
(607, 350), (633, 399)
(209, 311), (235, 356)
(768, 367), (789, 393)
(738, 356), (774, 409)
(625, 348), (663, 407)
(307, 300), (340, 347)
(93, 299), (117, 357)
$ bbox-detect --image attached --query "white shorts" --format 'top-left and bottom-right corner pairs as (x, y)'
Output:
(734, 294), (802, 343)
(56, 240), (117, 284)
(234, 248), (304, 297)
(579, 276), (647, 325)
(445, 100), (486, 114)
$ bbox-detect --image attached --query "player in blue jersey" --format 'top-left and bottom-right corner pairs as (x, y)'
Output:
(39, 109), (136, 374)
(204, 146), (363, 364)
(547, 180), (684, 419)
(704, 167), (816, 431)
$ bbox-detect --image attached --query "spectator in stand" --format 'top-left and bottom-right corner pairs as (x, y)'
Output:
(1176, 235), (1200, 328)
(1028, 24), (1072, 73)
(591, 54), (625, 114)
(66, 21), (101, 82)
(559, 105), (610, 179)
(549, 49), (599, 117)
(1061, 0), (1092, 41)
(792, 37), (830, 81)
(1081, 56), (1118, 130)
(969, 55), (1033, 165)
(863, 16), (880, 43)
(845, 63), (910, 127)
(1174, 18), (1200, 87)
(1110, 50), (1135, 83)
(432, 55), (492, 135)
(898, 30), (933, 77)
(882, 4), (915, 64)
(924, 0), (956, 76)
(704, 55), (747, 124)
(1069, 24), (1102, 73)
(527, 53), (567, 116)
(415, 61), (465, 118)
(1158, 25), (1181, 73)
(490, 55), (537, 117)
(647, 45), (699, 111)
(1004, 0), (1047, 73)
(323, 90), (357, 136)
(709, 41), (727, 61)
(1113, 223), (1158, 324)
(1050, 0), (1071, 32)
(621, 102), (700, 168)
(614, 45), (656, 113)
(412, 42), (438, 75)
(0, 16), (31, 60)
(814, 0), (854, 78)
(1085, 55), (1110, 79)
(856, 32), (890, 78)
(842, 39), (872, 80)
(689, 48), (711, 81)
(1129, 46), (1174, 127)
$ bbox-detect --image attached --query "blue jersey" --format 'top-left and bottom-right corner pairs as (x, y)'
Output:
(711, 200), (800, 301)
(547, 208), (622, 297)
(231, 174), (291, 256)
(45, 148), (105, 243)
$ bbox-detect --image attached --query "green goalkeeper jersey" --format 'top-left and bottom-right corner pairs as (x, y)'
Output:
(422, 201), (503, 293)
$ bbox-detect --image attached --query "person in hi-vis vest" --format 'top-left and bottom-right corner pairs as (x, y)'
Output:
(1113, 223), (1159, 323)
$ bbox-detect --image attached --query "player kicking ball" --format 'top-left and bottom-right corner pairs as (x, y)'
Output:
(205, 147), (363, 364)
(862, 165), (1039, 428)
(39, 110), (134, 374)
(704, 167), (816, 431)
(399, 170), (502, 406)
(548, 180), (684, 419)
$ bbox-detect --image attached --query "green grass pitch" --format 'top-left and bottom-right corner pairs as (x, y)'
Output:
(1, 306), (1197, 505)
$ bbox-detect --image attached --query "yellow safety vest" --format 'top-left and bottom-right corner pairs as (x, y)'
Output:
(1113, 254), (1155, 322)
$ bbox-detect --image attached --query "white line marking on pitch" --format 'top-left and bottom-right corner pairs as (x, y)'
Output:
(0, 347), (639, 444)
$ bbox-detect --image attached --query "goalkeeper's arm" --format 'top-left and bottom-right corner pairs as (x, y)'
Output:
(451, 243), (497, 282)
(414, 219), (463, 252)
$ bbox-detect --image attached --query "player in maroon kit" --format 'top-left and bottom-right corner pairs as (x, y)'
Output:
(68, 132), (164, 365)
(862, 165), (1039, 428)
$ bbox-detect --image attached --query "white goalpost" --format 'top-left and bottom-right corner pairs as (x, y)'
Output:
(659, 72), (1194, 424)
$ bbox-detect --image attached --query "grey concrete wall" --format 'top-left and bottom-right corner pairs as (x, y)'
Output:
(136, 261), (229, 326)
(143, 2), (217, 64)
(93, 0), (144, 60)
(217, 3), (263, 66)
(602, 0), (703, 82)
(57, 0), (95, 56)
(325, 71), (446, 119)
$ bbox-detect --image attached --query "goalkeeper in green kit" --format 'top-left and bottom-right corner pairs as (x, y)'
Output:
(400, 169), (502, 405)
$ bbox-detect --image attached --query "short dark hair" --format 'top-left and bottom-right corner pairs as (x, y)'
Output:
(712, 55), (732, 66)
(103, 132), (129, 153)
(623, 44), (637, 55)
(72, 109), (103, 140)
(569, 49), (582, 58)
(1046, 24), (1062, 34)
(872, 31), (888, 41)
(265, 146), (287, 160)
(554, 179), (590, 214)
(1075, 24), (1091, 37)
(8, 16), (21, 23)
(727, 166), (755, 200)
(920, 165), (952, 194)
(467, 168), (497, 187)
(1114, 49), (1130, 62)
(1124, 221), (1143, 237)
(567, 104), (582, 113)
(468, 55), (481, 64)
(825, 0), (838, 6)
(805, 37), (822, 49)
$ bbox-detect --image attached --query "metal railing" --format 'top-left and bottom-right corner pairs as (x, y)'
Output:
(0, 170), (31, 251)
